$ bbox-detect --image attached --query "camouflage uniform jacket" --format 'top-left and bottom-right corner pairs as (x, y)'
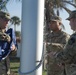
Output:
(56, 32), (76, 75)
(46, 30), (70, 75)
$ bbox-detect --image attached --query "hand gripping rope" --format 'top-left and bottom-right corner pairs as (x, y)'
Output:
(0, 49), (11, 61)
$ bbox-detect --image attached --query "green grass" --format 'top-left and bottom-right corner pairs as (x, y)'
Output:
(43, 71), (47, 75)
(10, 57), (20, 75)
(10, 57), (46, 75)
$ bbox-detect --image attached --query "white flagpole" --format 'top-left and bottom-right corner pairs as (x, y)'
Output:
(19, 0), (45, 75)
(36, 0), (45, 75)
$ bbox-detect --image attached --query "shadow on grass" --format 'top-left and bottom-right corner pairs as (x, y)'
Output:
(10, 57), (20, 62)
(12, 70), (18, 73)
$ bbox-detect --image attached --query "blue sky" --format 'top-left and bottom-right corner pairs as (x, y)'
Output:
(6, 1), (22, 31)
(60, 9), (73, 35)
(6, 1), (76, 35)
(60, 5), (76, 35)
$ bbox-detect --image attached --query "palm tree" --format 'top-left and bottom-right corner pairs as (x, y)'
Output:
(45, 0), (76, 22)
(44, 0), (76, 40)
(0, 0), (10, 10)
(0, 0), (21, 11)
(45, 0), (72, 21)
(10, 16), (21, 31)
(45, 0), (76, 30)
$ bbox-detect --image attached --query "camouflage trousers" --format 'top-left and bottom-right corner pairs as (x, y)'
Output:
(47, 59), (64, 75)
(0, 56), (10, 75)
(46, 62), (64, 75)
(46, 64), (76, 75)
(61, 64), (76, 75)
(0, 60), (7, 75)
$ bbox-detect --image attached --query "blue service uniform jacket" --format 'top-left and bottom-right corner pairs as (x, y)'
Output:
(0, 28), (17, 60)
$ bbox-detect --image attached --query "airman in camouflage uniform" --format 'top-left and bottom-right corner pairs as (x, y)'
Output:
(46, 15), (70, 75)
(56, 10), (76, 75)
(0, 11), (17, 75)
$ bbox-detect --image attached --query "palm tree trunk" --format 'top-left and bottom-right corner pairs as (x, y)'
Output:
(57, 8), (59, 16)
(14, 25), (16, 31)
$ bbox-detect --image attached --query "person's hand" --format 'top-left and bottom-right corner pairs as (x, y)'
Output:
(11, 44), (16, 51)
(0, 33), (11, 42)
(3, 33), (11, 42)
(47, 51), (57, 58)
(45, 42), (51, 46)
